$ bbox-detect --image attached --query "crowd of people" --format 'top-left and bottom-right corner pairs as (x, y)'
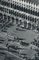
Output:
(0, 32), (39, 60)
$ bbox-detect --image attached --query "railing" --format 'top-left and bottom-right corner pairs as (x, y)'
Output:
(0, 4), (39, 20)
(0, 0), (39, 16)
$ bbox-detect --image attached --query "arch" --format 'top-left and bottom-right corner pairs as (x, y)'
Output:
(26, 15), (28, 20)
(4, 14), (8, 21)
(24, 21), (27, 29)
(12, 17), (14, 24)
(19, 20), (22, 25)
(16, 18), (19, 24)
(0, 13), (3, 19)
(32, 23), (36, 30)
(28, 16), (30, 20)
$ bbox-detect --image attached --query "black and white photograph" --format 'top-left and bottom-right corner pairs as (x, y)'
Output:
(0, 0), (39, 60)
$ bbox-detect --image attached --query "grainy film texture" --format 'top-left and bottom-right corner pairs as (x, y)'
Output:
(0, 0), (39, 60)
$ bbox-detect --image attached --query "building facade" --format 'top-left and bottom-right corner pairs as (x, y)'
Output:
(0, 0), (39, 30)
